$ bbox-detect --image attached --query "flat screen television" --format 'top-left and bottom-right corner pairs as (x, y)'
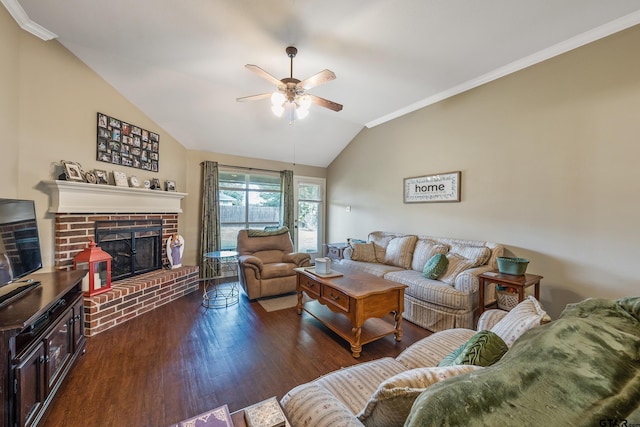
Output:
(0, 199), (43, 287)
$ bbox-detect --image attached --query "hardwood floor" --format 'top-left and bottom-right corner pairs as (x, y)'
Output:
(43, 285), (431, 427)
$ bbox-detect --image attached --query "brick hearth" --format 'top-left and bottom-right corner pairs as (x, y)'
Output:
(83, 266), (199, 336)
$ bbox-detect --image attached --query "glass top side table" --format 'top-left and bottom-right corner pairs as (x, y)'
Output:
(201, 251), (239, 309)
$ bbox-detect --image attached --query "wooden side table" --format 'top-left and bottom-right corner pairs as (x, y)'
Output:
(478, 271), (542, 316)
(324, 242), (348, 260)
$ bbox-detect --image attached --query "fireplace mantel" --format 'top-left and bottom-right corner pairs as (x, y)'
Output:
(43, 180), (187, 213)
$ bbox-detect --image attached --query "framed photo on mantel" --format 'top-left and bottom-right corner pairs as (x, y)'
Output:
(96, 112), (159, 172)
(404, 171), (461, 203)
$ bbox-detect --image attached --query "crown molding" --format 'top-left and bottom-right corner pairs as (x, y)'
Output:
(1, 0), (57, 41)
(366, 10), (640, 128)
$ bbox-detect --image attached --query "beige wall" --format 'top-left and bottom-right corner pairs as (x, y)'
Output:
(0, 7), (20, 197)
(1, 8), (188, 271)
(183, 151), (326, 265)
(327, 25), (640, 318)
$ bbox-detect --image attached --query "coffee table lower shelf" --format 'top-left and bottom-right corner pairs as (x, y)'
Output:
(302, 300), (397, 352)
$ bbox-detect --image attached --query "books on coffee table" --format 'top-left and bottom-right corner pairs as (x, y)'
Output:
(170, 404), (233, 427)
(243, 396), (289, 427)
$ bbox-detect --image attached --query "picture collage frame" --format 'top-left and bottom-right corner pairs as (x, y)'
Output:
(97, 112), (159, 172)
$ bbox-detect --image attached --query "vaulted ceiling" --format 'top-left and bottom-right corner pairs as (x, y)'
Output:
(9, 0), (640, 167)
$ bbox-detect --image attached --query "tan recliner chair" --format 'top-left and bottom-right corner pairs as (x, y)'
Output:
(237, 227), (311, 300)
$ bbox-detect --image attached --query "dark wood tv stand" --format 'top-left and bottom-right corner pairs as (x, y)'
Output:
(0, 270), (86, 427)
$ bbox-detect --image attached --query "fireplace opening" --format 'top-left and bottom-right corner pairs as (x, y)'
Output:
(94, 220), (163, 281)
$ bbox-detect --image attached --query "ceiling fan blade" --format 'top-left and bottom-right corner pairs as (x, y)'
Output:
(245, 64), (282, 87)
(236, 93), (272, 102)
(299, 69), (336, 90)
(308, 94), (343, 112)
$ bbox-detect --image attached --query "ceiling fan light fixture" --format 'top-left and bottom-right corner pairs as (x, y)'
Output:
(296, 106), (309, 120)
(271, 92), (286, 117)
(298, 95), (311, 110)
(271, 103), (285, 117)
(239, 46), (342, 122)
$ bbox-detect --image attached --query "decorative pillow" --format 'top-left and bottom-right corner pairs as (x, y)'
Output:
(448, 244), (491, 267)
(356, 365), (481, 427)
(351, 242), (377, 263)
(368, 232), (397, 262)
(438, 253), (476, 285)
(422, 254), (449, 279)
(383, 235), (418, 269)
(411, 240), (449, 271)
(438, 330), (508, 367)
(490, 296), (551, 347)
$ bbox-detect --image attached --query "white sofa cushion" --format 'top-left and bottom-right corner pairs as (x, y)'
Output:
(356, 365), (482, 427)
(340, 259), (405, 277)
(383, 270), (472, 310)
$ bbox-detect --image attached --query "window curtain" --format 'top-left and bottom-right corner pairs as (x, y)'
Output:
(281, 170), (294, 242)
(200, 161), (220, 277)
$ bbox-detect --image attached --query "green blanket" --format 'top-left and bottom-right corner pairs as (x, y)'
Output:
(405, 297), (640, 426)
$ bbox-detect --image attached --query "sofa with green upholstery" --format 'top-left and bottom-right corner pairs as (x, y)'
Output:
(280, 296), (640, 426)
(281, 297), (549, 427)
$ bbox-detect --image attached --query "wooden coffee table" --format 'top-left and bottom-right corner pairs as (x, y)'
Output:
(295, 264), (407, 358)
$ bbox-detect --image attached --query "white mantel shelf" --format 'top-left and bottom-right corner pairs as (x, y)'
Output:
(43, 180), (187, 214)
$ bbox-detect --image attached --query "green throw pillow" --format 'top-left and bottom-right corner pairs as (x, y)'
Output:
(438, 330), (508, 367)
(423, 253), (449, 279)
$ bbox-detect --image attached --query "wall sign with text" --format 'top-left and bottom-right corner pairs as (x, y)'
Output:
(404, 171), (461, 203)
(97, 112), (159, 172)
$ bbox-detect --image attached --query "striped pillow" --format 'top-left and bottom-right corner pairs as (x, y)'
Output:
(438, 253), (476, 285)
(449, 244), (491, 267)
(411, 240), (449, 271)
(384, 236), (418, 269)
(491, 296), (550, 347)
(357, 365), (481, 427)
(351, 242), (377, 263)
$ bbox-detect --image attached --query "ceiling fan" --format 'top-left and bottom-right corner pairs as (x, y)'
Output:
(237, 46), (343, 122)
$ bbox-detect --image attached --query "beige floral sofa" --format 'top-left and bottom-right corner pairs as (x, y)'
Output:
(340, 231), (504, 331)
(281, 297), (550, 427)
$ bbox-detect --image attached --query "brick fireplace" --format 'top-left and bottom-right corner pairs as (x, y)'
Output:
(45, 180), (199, 336)
(54, 213), (176, 271)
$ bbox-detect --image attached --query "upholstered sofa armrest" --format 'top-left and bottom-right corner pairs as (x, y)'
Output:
(453, 265), (495, 294)
(283, 252), (311, 266)
(238, 254), (263, 272)
(281, 382), (364, 427)
(476, 309), (508, 331)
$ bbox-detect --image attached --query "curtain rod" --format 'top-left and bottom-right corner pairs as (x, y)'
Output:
(216, 163), (283, 174)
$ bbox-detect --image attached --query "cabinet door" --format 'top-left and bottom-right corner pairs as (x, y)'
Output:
(15, 341), (46, 427)
(71, 298), (85, 351)
(45, 309), (73, 391)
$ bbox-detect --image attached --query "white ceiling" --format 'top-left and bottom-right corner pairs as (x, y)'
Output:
(10, 0), (640, 167)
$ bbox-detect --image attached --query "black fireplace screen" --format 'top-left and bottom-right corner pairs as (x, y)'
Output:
(94, 220), (163, 281)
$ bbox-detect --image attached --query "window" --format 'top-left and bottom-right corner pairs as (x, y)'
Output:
(219, 169), (282, 250)
(294, 177), (325, 259)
